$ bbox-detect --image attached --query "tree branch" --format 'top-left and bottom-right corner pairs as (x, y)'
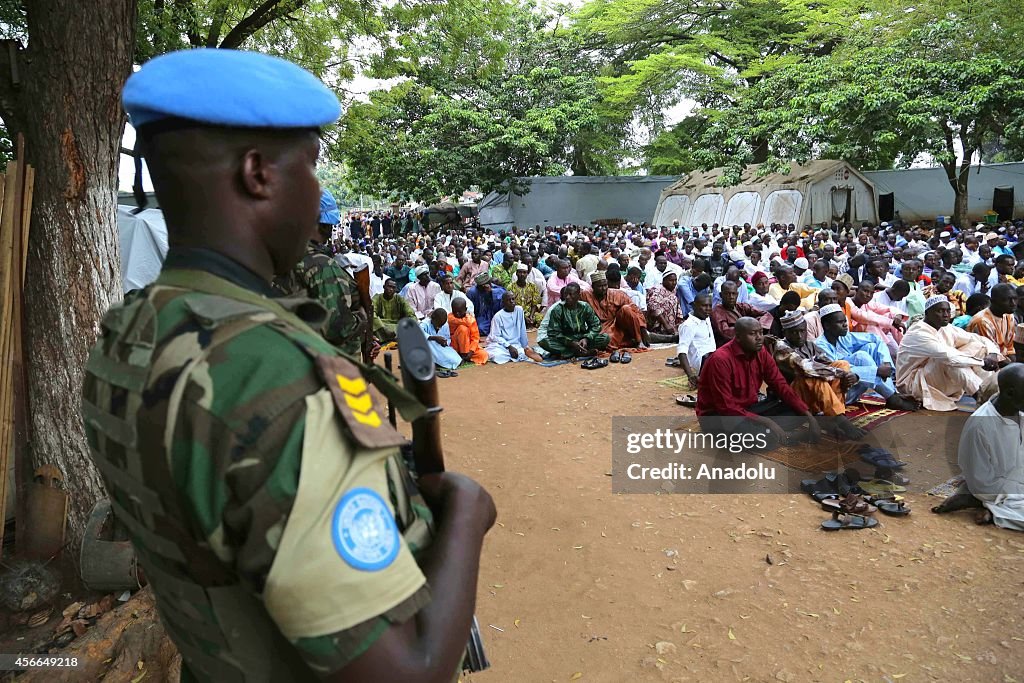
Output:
(220, 0), (308, 49)
(205, 7), (226, 47)
(173, 0), (203, 47)
(0, 40), (24, 140)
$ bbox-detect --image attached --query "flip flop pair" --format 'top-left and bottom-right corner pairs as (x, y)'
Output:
(675, 394), (697, 408)
(581, 357), (608, 370)
(436, 368), (459, 378)
(857, 445), (907, 470)
(609, 351), (633, 364)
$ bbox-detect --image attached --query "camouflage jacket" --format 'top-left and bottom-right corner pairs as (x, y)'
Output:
(274, 242), (365, 356)
(82, 260), (433, 682)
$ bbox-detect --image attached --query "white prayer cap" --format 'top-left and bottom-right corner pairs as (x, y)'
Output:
(925, 294), (949, 310)
(940, 230), (951, 238)
(818, 303), (844, 319)
(880, 221), (889, 227)
(414, 264), (430, 277)
(793, 257), (809, 270)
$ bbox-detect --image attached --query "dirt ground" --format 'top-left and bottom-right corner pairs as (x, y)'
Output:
(433, 346), (1024, 683)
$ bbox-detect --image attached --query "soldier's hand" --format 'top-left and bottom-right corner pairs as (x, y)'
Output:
(418, 472), (497, 536)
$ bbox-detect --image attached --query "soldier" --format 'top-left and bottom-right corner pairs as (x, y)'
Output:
(81, 49), (495, 682)
(273, 188), (367, 357)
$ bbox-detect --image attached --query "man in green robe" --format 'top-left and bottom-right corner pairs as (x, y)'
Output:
(539, 282), (610, 358)
(372, 278), (417, 341)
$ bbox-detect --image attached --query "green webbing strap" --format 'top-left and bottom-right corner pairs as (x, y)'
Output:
(157, 268), (427, 423)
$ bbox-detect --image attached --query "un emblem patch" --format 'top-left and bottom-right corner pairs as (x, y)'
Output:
(331, 488), (400, 571)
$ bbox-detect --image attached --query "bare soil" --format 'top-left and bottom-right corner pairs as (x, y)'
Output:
(436, 346), (1024, 683)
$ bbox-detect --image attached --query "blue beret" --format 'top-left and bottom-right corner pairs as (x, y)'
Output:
(320, 189), (341, 225)
(123, 49), (341, 130)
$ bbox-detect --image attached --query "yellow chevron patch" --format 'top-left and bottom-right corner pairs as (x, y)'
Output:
(344, 392), (373, 414)
(351, 410), (382, 427)
(335, 374), (368, 395)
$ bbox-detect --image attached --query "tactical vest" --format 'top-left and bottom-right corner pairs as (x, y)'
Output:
(82, 270), (428, 682)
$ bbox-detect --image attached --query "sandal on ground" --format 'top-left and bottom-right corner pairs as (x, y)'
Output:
(860, 479), (907, 495)
(875, 499), (911, 516)
(821, 512), (878, 531)
(857, 446), (907, 470)
(675, 394), (698, 408)
(620, 352), (632, 364)
(436, 368), (458, 378)
(581, 357), (608, 370)
(821, 493), (877, 515)
(665, 357), (680, 367)
(609, 351), (621, 363)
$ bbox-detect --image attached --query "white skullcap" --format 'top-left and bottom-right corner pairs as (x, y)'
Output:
(414, 264), (430, 277)
(793, 257), (809, 269)
(925, 294), (949, 310)
(818, 303), (844, 319)
(940, 231), (951, 238)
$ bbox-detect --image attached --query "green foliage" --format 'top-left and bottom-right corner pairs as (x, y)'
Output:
(336, 1), (630, 201)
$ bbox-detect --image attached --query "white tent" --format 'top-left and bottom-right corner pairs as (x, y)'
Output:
(652, 160), (877, 228)
(117, 205), (168, 293)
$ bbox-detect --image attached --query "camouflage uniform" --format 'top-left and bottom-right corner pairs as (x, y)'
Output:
(82, 248), (435, 681)
(273, 242), (365, 357)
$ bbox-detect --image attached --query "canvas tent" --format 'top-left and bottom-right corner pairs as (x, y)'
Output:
(652, 160), (877, 229)
(478, 176), (677, 231)
(117, 205), (168, 293)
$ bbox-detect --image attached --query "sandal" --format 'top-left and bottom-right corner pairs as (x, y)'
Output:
(860, 479), (907, 495)
(857, 446), (907, 470)
(436, 368), (458, 378)
(620, 352), (632, 364)
(609, 351), (621, 363)
(665, 357), (680, 367)
(875, 499), (911, 516)
(581, 357), (608, 370)
(821, 512), (878, 531)
(821, 493), (877, 515)
(675, 394), (698, 408)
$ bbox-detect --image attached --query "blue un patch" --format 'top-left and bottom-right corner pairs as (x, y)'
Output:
(331, 487), (400, 571)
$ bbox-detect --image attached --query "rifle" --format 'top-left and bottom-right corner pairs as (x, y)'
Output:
(395, 318), (490, 673)
(354, 266), (373, 364)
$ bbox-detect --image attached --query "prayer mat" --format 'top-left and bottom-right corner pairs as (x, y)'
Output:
(926, 475), (965, 498)
(533, 359), (571, 368)
(757, 440), (863, 473)
(842, 395), (910, 433)
(658, 375), (696, 391)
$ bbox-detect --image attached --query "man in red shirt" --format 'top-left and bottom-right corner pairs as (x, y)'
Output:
(696, 317), (821, 450)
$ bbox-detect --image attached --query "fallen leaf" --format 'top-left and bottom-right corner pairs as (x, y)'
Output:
(728, 628), (736, 640)
(131, 672), (147, 683)
(832, 607), (841, 615)
(571, 673), (583, 680)
(514, 619), (520, 628)
(490, 584), (504, 589)
(892, 675), (907, 679)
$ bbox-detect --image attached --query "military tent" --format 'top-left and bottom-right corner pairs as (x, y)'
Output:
(652, 160), (877, 228)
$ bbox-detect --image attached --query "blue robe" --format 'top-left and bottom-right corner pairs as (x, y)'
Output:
(420, 319), (463, 369)
(815, 331), (896, 401)
(466, 285), (506, 337)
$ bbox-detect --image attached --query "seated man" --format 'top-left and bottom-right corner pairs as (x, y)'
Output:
(622, 266), (648, 313)
(372, 277), (417, 342)
(404, 264), (442, 320)
(768, 265), (817, 311)
(676, 293), (716, 390)
(466, 274), (506, 338)
(771, 310), (866, 440)
(849, 280), (905, 361)
(539, 283), (609, 359)
(924, 271), (967, 318)
(485, 292), (542, 364)
(645, 271), (684, 341)
(896, 295), (1000, 411)
(955, 293), (990, 328)
(747, 271), (779, 312)
(933, 364), (1024, 530)
(966, 283), (1017, 361)
(506, 263), (543, 327)
(582, 271), (648, 350)
(448, 298), (488, 365)
(710, 281), (773, 345)
(433, 273), (474, 315)
(420, 307), (463, 371)
(696, 317), (821, 451)
(816, 304), (920, 411)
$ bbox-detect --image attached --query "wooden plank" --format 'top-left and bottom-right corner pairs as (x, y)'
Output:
(19, 165), (32, 285)
(9, 134), (28, 555)
(0, 167), (14, 548)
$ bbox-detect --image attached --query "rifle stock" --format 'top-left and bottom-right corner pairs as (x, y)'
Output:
(395, 318), (489, 673)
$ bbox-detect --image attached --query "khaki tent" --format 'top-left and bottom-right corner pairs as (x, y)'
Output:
(653, 160), (877, 229)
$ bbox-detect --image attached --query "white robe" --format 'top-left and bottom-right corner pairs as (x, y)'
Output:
(958, 399), (1024, 530)
(486, 306), (529, 364)
(432, 289), (474, 315)
(895, 322), (997, 411)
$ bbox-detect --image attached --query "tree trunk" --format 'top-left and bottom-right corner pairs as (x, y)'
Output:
(14, 1), (137, 556)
